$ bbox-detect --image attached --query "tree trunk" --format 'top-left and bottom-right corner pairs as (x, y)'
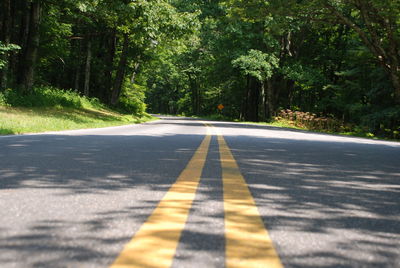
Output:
(102, 30), (116, 102)
(18, 1), (31, 50)
(130, 61), (140, 84)
(0, 1), (3, 33)
(110, 34), (129, 106)
(246, 77), (259, 122)
(240, 75), (250, 121)
(253, 80), (260, 122)
(13, 0), (30, 85)
(72, 39), (81, 91)
(188, 73), (200, 115)
(286, 79), (295, 107)
(0, 0), (11, 90)
(74, 64), (80, 92)
(84, 39), (92, 97)
(18, 0), (41, 93)
(261, 81), (267, 120)
(266, 79), (274, 119)
(194, 87), (200, 115)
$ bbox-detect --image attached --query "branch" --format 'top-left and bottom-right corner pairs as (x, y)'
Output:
(324, 1), (389, 69)
(356, 0), (388, 61)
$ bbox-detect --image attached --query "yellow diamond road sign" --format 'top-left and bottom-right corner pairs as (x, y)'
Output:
(218, 104), (224, 111)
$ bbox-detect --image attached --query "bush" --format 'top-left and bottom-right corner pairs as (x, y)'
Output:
(277, 109), (344, 132)
(0, 87), (104, 109)
(117, 97), (146, 115)
(116, 83), (146, 115)
(360, 106), (400, 139)
(277, 108), (400, 139)
(0, 91), (7, 106)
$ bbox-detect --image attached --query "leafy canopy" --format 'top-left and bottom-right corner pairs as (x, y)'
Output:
(232, 49), (279, 81)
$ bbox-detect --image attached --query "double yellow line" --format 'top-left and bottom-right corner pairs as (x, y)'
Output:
(111, 124), (282, 268)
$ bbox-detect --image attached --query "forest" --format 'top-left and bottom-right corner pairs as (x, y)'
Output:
(0, 0), (399, 138)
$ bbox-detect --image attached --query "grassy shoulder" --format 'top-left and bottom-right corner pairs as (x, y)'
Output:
(0, 87), (156, 135)
(0, 106), (155, 135)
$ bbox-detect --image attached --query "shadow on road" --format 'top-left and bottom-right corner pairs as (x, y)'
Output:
(0, 119), (399, 267)
(221, 132), (400, 267)
(0, 132), (204, 267)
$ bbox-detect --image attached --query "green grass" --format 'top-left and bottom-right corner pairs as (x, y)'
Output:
(0, 106), (156, 135)
(240, 118), (303, 130)
(0, 87), (156, 135)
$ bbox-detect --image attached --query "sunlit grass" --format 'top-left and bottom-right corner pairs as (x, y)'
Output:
(240, 118), (303, 130)
(0, 106), (156, 135)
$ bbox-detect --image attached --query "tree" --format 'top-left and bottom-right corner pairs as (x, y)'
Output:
(17, 0), (42, 92)
(232, 49), (279, 120)
(322, 0), (400, 103)
(0, 0), (398, 137)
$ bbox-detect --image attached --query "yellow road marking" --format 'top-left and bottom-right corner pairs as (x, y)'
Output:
(110, 126), (211, 268)
(217, 130), (283, 268)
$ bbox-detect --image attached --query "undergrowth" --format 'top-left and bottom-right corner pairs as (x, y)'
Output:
(194, 111), (399, 141)
(0, 87), (103, 109)
(0, 87), (154, 135)
(276, 109), (399, 140)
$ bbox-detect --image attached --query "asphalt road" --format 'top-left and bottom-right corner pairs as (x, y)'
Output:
(1, 116), (399, 267)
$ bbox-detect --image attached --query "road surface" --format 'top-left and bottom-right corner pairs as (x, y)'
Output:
(1, 116), (399, 267)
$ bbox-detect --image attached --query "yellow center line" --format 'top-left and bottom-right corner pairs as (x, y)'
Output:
(215, 127), (283, 268)
(110, 125), (211, 268)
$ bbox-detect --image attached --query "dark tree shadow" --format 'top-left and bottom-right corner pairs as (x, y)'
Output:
(0, 119), (399, 267)
(213, 122), (400, 268)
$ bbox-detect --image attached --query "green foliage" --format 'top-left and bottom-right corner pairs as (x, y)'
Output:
(116, 83), (147, 115)
(1, 0), (399, 139)
(0, 42), (20, 70)
(0, 92), (7, 106)
(360, 106), (400, 137)
(37, 6), (73, 82)
(232, 50), (279, 81)
(0, 87), (103, 109)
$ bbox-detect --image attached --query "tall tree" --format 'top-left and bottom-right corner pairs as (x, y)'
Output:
(18, 0), (41, 92)
(321, 0), (400, 103)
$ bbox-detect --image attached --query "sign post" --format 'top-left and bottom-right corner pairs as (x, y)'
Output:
(217, 104), (224, 116)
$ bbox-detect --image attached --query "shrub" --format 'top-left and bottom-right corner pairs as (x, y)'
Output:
(116, 83), (146, 115)
(277, 109), (344, 132)
(0, 91), (7, 106)
(360, 106), (400, 139)
(0, 87), (104, 109)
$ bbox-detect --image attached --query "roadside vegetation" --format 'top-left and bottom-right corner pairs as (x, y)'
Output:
(0, 87), (154, 135)
(192, 112), (398, 141)
(0, 1), (399, 139)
